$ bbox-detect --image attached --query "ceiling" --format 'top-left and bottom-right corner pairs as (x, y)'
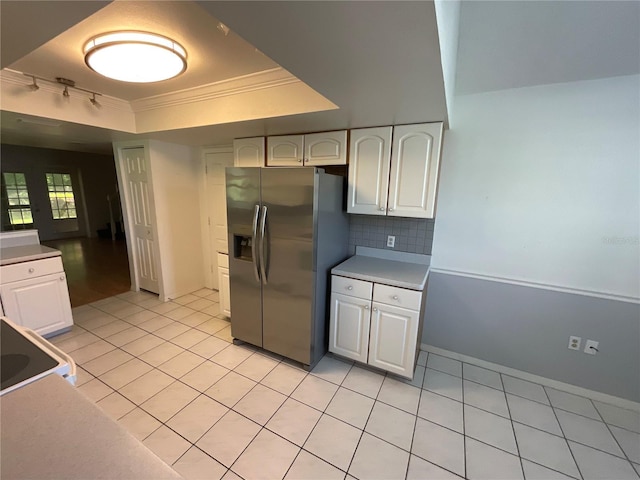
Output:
(0, 0), (448, 154)
(8, 1), (280, 101)
(2, 1), (637, 155)
(456, 0), (640, 95)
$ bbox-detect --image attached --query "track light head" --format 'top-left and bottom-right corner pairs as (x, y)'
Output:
(27, 76), (39, 91)
(90, 93), (100, 107)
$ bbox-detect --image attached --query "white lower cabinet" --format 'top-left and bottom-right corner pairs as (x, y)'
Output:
(368, 302), (419, 377)
(0, 257), (73, 337)
(217, 253), (231, 317)
(329, 275), (422, 378)
(329, 292), (371, 363)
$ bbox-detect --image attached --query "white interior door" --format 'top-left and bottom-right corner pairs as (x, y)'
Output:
(205, 149), (233, 290)
(122, 147), (159, 294)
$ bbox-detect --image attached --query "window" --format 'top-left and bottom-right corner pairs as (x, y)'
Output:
(46, 173), (77, 219)
(2, 172), (33, 225)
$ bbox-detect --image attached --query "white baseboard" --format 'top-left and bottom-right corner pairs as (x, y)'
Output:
(421, 343), (640, 412)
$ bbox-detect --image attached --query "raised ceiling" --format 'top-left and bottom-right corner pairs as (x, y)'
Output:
(8, 1), (279, 101)
(1, 1), (449, 153)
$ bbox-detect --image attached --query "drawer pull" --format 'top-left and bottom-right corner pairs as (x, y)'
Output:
(393, 295), (399, 300)
(347, 286), (353, 291)
(28, 268), (35, 273)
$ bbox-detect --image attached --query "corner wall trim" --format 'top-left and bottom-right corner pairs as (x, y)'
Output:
(428, 267), (640, 305)
(420, 343), (640, 412)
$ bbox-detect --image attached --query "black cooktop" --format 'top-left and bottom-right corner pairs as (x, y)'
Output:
(0, 319), (59, 392)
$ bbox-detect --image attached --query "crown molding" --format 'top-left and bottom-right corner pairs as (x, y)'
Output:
(130, 67), (300, 112)
(0, 69), (133, 113)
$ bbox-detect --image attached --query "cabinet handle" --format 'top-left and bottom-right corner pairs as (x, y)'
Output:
(60, 276), (65, 281)
(364, 305), (369, 310)
(347, 285), (353, 291)
(393, 295), (399, 300)
(28, 268), (35, 273)
(297, 158), (303, 163)
(388, 208), (394, 212)
(373, 307), (378, 312)
(379, 207), (385, 211)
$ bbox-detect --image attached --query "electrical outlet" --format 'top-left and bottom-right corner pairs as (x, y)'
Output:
(568, 336), (581, 350)
(584, 340), (599, 355)
(387, 235), (395, 248)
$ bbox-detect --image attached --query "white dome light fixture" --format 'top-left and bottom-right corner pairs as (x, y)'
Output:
(84, 31), (187, 83)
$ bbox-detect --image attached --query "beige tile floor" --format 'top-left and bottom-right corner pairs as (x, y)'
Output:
(52, 289), (640, 480)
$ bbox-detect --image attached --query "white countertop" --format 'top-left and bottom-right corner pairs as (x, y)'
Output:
(0, 244), (61, 266)
(0, 374), (183, 480)
(331, 247), (430, 290)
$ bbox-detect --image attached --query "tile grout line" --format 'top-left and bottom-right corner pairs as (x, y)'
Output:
(544, 383), (585, 480)
(500, 371), (525, 479)
(590, 396), (637, 468)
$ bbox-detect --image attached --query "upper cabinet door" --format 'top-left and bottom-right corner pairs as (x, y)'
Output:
(234, 137), (265, 167)
(267, 135), (304, 167)
(304, 131), (348, 166)
(388, 123), (443, 218)
(347, 127), (392, 215)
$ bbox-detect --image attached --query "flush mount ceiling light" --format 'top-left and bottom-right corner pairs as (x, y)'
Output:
(83, 31), (187, 83)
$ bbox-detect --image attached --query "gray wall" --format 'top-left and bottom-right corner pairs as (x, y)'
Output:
(1, 144), (117, 241)
(423, 271), (640, 402)
(349, 215), (435, 255)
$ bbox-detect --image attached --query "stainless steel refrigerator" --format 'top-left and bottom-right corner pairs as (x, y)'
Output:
(226, 167), (349, 369)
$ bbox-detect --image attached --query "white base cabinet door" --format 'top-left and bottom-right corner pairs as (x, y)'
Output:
(368, 302), (419, 378)
(0, 273), (73, 336)
(329, 292), (371, 363)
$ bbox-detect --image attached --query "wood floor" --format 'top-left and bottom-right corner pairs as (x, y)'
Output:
(42, 237), (132, 307)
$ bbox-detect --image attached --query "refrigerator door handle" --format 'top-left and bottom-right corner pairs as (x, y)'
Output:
(259, 205), (268, 284)
(251, 204), (261, 283)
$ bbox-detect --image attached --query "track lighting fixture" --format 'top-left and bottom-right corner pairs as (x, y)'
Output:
(21, 72), (102, 107)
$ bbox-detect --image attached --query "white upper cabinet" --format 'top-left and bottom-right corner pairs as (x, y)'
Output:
(347, 127), (392, 215)
(233, 137), (265, 167)
(304, 131), (348, 166)
(348, 122), (443, 219)
(267, 135), (304, 166)
(388, 123), (443, 218)
(267, 131), (348, 167)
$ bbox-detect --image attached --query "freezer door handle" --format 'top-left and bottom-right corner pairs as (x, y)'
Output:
(259, 205), (268, 285)
(251, 204), (261, 283)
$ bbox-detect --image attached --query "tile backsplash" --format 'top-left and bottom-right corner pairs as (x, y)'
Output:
(348, 215), (435, 255)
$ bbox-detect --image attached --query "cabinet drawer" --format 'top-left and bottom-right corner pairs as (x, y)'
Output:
(1, 257), (64, 284)
(217, 252), (229, 269)
(331, 275), (372, 300)
(373, 284), (421, 311)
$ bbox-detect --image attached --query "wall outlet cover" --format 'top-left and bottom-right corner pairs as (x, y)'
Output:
(568, 336), (581, 350)
(387, 235), (395, 248)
